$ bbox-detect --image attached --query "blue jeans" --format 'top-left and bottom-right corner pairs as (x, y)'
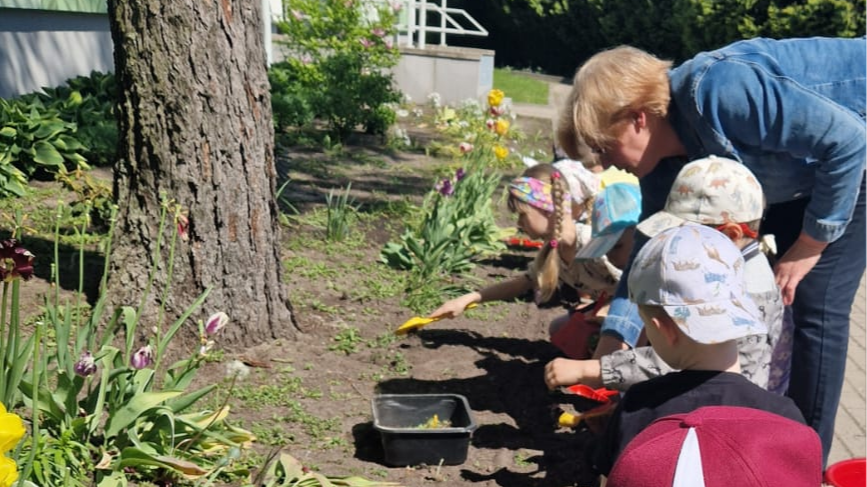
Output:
(762, 172), (866, 467)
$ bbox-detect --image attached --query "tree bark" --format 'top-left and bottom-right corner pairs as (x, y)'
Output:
(106, 0), (297, 349)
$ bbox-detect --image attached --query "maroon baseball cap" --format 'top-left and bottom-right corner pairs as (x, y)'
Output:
(607, 406), (822, 487)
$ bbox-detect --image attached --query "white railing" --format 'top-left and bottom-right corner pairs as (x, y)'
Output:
(268, 0), (487, 54)
(400, 0), (488, 48)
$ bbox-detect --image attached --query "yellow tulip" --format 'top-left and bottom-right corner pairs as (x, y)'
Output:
(487, 89), (504, 108)
(0, 455), (17, 487)
(0, 404), (24, 454)
(494, 119), (509, 136)
(493, 145), (509, 160)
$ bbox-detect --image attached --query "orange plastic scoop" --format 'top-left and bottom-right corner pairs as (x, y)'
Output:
(394, 303), (478, 335)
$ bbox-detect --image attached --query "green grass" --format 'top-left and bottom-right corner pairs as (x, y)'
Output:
(493, 68), (549, 105)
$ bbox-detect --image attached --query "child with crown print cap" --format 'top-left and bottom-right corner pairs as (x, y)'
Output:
(593, 225), (804, 481)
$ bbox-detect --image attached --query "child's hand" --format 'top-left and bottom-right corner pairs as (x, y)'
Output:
(428, 293), (479, 320)
(544, 358), (603, 390)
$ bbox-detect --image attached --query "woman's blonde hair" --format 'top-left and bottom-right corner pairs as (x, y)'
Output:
(557, 46), (673, 158)
(507, 163), (568, 303)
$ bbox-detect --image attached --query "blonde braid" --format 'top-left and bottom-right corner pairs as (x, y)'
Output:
(536, 172), (566, 303)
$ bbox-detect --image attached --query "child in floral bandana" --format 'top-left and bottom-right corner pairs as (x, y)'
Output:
(427, 162), (639, 357)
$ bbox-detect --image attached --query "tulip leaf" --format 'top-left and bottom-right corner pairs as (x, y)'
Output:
(105, 390), (182, 439)
(118, 447), (208, 479)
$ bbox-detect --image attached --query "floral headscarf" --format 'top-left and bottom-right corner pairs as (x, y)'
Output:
(509, 176), (571, 213)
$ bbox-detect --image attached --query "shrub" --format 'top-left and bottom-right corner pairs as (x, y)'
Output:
(0, 97), (89, 196)
(272, 0), (402, 140)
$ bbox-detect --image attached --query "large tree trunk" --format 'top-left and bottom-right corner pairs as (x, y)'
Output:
(106, 0), (297, 348)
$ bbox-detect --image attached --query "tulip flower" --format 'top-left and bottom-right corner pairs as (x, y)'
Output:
(131, 345), (154, 370)
(494, 119), (510, 136)
(205, 312), (229, 335)
(0, 456), (17, 487)
(455, 168), (466, 181)
(0, 403), (24, 454)
(436, 179), (454, 196)
(494, 145), (509, 160)
(74, 351), (97, 377)
(176, 213), (189, 242)
(0, 240), (34, 282)
(487, 88), (505, 108)
(458, 142), (473, 154)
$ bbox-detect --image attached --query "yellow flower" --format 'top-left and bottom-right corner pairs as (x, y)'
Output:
(494, 119), (510, 136)
(0, 403), (24, 454)
(493, 145), (509, 160)
(487, 89), (504, 108)
(0, 455), (17, 487)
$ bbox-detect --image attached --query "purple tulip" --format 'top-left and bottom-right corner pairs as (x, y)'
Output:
(455, 168), (466, 181)
(74, 351), (97, 377)
(0, 239), (34, 282)
(131, 345), (154, 370)
(437, 179), (454, 196)
(204, 312), (229, 335)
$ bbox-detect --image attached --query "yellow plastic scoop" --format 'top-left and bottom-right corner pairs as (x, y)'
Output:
(394, 303), (478, 335)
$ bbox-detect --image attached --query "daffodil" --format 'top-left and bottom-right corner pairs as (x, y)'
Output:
(493, 145), (509, 160)
(0, 403), (24, 454)
(487, 88), (505, 108)
(494, 119), (510, 136)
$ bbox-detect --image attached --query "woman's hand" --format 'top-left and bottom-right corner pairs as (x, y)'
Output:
(428, 293), (480, 320)
(774, 232), (828, 306)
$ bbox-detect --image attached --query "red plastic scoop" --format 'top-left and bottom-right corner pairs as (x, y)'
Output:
(563, 384), (619, 404)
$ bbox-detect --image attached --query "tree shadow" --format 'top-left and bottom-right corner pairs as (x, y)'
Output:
(353, 329), (601, 487)
(0, 232), (104, 305)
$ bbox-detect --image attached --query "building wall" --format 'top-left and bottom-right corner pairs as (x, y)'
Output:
(0, 8), (113, 98)
(0, 7), (495, 106)
(393, 45), (494, 105)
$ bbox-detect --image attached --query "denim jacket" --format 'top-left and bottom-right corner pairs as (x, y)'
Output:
(602, 37), (867, 346)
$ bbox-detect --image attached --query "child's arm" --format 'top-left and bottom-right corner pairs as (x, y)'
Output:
(544, 357), (603, 389)
(599, 347), (676, 391)
(428, 275), (532, 319)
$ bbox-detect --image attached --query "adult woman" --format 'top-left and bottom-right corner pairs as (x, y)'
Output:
(557, 37), (866, 466)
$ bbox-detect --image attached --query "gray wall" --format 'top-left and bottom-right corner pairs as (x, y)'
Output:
(0, 8), (113, 98)
(393, 45), (494, 105)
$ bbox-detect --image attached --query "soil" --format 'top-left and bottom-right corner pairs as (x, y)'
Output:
(13, 112), (603, 487)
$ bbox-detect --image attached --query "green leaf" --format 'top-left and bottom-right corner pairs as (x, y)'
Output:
(104, 390), (182, 439)
(96, 472), (128, 487)
(0, 126), (16, 138)
(32, 120), (66, 140)
(157, 287), (211, 359)
(164, 384), (216, 414)
(32, 140), (64, 166)
(118, 447), (208, 478)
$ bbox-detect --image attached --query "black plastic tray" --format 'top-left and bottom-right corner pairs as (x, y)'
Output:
(371, 393), (477, 466)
